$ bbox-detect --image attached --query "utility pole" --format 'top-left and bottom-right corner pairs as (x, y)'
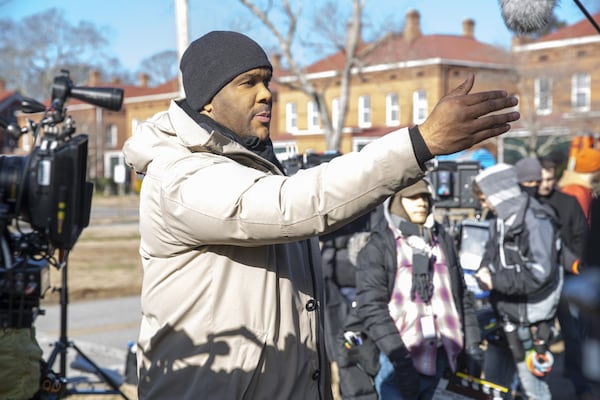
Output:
(174, 0), (189, 98)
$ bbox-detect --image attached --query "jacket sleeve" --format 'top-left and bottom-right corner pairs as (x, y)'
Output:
(155, 129), (425, 247)
(354, 231), (409, 361)
(491, 213), (556, 295)
(564, 194), (589, 261)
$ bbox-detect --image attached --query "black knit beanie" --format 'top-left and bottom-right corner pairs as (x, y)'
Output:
(180, 31), (273, 111)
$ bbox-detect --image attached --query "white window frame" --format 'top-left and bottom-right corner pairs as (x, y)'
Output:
(307, 101), (320, 131)
(534, 77), (552, 115)
(571, 72), (590, 112)
(412, 90), (427, 124)
(105, 124), (118, 148)
(331, 97), (340, 130)
(286, 102), (298, 132)
(358, 95), (371, 128)
(104, 151), (124, 179)
(386, 93), (400, 126)
(273, 140), (299, 162)
(352, 137), (375, 152)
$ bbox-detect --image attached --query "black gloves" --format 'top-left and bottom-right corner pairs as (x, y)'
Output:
(389, 348), (419, 398)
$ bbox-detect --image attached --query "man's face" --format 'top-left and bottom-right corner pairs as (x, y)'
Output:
(538, 167), (556, 197)
(400, 194), (430, 224)
(202, 67), (272, 141)
(477, 193), (496, 215)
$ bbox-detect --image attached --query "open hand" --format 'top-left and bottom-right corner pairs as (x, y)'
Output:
(419, 73), (519, 156)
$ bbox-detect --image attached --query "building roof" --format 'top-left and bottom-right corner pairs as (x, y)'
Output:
(63, 76), (180, 108)
(537, 11), (600, 42)
(304, 33), (509, 75)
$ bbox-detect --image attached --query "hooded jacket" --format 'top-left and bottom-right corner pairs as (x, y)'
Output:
(354, 199), (481, 371)
(558, 169), (595, 222)
(122, 100), (424, 399)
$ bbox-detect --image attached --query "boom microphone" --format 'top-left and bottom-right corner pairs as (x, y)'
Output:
(499, 0), (557, 34)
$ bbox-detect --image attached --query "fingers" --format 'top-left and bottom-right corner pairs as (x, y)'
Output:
(447, 73), (475, 97)
(464, 95), (518, 120)
(468, 121), (514, 145)
(474, 110), (521, 130)
(462, 90), (511, 107)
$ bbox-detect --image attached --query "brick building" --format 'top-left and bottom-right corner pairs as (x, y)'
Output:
(271, 9), (518, 160)
(501, 12), (600, 163)
(272, 10), (600, 165)
(7, 9), (598, 193)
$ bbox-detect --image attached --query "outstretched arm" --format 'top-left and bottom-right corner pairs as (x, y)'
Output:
(419, 73), (519, 156)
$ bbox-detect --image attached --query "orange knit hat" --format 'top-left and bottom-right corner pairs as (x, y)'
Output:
(575, 148), (600, 173)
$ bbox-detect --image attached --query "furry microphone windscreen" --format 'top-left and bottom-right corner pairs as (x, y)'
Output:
(499, 0), (558, 34)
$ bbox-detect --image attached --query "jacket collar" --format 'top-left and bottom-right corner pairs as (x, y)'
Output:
(168, 100), (283, 175)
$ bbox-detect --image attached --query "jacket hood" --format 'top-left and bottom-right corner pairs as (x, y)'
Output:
(122, 100), (252, 174)
(380, 196), (435, 233)
(558, 169), (593, 189)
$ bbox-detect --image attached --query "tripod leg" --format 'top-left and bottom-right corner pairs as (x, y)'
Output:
(70, 341), (131, 400)
(45, 339), (68, 377)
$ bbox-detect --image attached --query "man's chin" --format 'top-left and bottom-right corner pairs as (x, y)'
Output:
(253, 127), (270, 141)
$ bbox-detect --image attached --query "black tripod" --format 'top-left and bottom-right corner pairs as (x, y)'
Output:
(45, 250), (130, 399)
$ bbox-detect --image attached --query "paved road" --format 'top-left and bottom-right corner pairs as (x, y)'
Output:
(35, 295), (141, 390)
(32, 294), (600, 399)
(29, 196), (600, 398)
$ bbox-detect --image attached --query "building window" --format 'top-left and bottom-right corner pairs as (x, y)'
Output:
(413, 90), (427, 124)
(386, 93), (400, 126)
(273, 141), (298, 162)
(286, 102), (297, 132)
(571, 72), (590, 112)
(105, 124), (118, 148)
(307, 101), (320, 130)
(534, 77), (552, 115)
(331, 98), (340, 130)
(358, 95), (371, 128)
(353, 138), (374, 152)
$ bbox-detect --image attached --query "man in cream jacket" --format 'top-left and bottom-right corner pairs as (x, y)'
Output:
(122, 30), (519, 399)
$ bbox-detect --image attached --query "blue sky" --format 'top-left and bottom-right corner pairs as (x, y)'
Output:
(3, 0), (597, 72)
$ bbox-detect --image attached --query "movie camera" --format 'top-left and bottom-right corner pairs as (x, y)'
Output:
(426, 159), (481, 209)
(0, 70), (123, 328)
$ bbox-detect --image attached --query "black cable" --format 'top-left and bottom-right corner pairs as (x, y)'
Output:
(573, 0), (600, 34)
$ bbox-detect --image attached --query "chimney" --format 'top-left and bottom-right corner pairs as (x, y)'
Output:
(404, 9), (422, 43)
(111, 77), (122, 84)
(270, 54), (282, 71)
(0, 79), (5, 92)
(89, 70), (101, 86)
(139, 73), (150, 87)
(462, 18), (475, 38)
(512, 35), (534, 47)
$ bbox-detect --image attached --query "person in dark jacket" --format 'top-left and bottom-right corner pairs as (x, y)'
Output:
(474, 163), (562, 400)
(354, 179), (481, 399)
(537, 158), (588, 272)
(538, 157), (594, 400)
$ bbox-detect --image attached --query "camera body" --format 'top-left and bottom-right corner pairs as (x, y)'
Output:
(426, 160), (481, 209)
(0, 70), (123, 328)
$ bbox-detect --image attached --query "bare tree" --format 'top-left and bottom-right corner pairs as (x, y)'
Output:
(0, 8), (130, 100)
(239, 0), (372, 152)
(138, 50), (179, 86)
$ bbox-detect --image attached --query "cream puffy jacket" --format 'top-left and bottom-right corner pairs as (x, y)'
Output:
(122, 100), (423, 399)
